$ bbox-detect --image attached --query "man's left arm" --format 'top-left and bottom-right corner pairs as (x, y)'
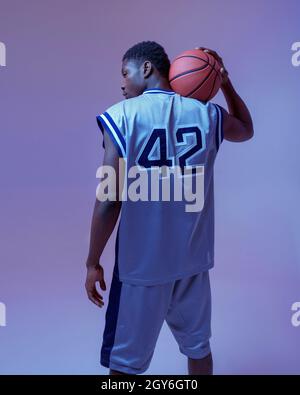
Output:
(85, 129), (124, 308)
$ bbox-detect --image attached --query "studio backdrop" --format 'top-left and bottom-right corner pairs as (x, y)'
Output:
(0, 0), (299, 374)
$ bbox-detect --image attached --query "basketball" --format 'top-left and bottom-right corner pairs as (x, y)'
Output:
(169, 48), (222, 102)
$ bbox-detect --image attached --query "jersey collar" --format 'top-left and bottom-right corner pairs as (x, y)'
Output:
(142, 88), (176, 95)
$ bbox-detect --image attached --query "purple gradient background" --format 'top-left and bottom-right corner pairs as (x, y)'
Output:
(0, 0), (300, 374)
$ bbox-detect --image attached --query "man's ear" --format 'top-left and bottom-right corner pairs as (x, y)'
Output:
(143, 60), (153, 78)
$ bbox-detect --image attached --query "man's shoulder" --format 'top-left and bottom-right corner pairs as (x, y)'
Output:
(180, 95), (210, 109)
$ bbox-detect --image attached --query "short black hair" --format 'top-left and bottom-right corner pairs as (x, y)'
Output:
(122, 41), (170, 80)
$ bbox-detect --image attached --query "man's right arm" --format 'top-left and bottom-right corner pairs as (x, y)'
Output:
(195, 46), (254, 143)
(220, 78), (254, 142)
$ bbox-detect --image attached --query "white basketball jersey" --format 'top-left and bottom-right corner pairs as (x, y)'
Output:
(97, 88), (223, 285)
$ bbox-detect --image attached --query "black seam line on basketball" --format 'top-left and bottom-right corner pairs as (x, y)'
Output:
(203, 51), (209, 63)
(170, 57), (219, 83)
(173, 54), (209, 63)
(205, 68), (218, 102)
(205, 58), (218, 101)
(190, 56), (217, 99)
(169, 65), (210, 82)
(173, 53), (217, 71)
(187, 64), (215, 97)
(186, 58), (216, 98)
(211, 56), (222, 79)
(204, 57), (217, 101)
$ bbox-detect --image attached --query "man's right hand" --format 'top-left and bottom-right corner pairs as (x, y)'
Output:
(194, 47), (229, 87)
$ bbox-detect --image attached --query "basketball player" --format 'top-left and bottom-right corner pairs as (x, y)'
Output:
(85, 41), (254, 375)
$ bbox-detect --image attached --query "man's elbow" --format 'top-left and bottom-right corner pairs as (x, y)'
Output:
(224, 124), (254, 142)
(244, 123), (254, 140)
(241, 125), (254, 141)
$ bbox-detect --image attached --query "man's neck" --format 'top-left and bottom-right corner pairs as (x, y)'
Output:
(146, 80), (173, 92)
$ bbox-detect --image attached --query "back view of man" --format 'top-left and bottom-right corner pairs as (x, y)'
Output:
(85, 41), (254, 375)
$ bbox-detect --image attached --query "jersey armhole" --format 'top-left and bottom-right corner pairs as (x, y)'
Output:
(96, 112), (126, 157)
(214, 104), (224, 151)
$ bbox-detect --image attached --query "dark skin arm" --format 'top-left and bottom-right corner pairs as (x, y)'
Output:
(196, 47), (254, 142)
(85, 129), (124, 308)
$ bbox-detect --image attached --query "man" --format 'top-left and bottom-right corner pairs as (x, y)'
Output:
(85, 41), (254, 375)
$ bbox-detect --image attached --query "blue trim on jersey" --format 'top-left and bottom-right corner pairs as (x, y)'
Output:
(96, 113), (126, 157)
(100, 225), (122, 368)
(143, 88), (175, 95)
(215, 104), (224, 144)
(215, 105), (219, 152)
(214, 104), (223, 152)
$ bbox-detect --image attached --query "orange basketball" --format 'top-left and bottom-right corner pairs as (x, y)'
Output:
(169, 49), (222, 102)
